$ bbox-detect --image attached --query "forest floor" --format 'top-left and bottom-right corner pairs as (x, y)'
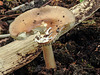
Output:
(0, 0), (100, 75)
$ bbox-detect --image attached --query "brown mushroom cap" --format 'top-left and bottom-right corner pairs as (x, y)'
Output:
(9, 5), (75, 43)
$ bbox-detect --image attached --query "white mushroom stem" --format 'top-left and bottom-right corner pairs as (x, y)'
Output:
(35, 28), (56, 69)
(42, 27), (56, 69)
(42, 44), (56, 69)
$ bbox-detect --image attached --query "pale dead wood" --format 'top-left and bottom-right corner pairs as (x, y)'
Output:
(0, 32), (42, 75)
(70, 0), (100, 25)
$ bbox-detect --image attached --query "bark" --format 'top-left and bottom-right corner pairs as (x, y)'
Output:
(0, 33), (42, 75)
(70, 0), (100, 25)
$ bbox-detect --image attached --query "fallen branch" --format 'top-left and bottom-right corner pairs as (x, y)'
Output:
(0, 14), (20, 20)
(0, 33), (42, 75)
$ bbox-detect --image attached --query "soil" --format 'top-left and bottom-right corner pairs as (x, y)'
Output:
(0, 0), (100, 75)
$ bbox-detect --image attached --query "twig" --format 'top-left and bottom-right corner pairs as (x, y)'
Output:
(0, 14), (21, 20)
(0, 34), (10, 38)
(5, 0), (35, 14)
(41, 0), (53, 7)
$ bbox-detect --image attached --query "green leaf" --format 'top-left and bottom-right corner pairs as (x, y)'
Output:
(79, 0), (84, 2)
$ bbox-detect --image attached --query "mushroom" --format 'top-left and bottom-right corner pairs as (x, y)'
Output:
(9, 5), (75, 69)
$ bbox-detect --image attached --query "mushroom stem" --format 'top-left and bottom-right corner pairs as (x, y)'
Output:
(42, 44), (56, 69)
